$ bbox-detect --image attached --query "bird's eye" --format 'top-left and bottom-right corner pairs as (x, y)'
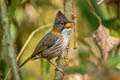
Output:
(64, 22), (67, 25)
(60, 22), (66, 25)
(60, 22), (64, 25)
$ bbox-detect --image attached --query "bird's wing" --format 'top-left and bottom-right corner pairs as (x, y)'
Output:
(32, 32), (60, 57)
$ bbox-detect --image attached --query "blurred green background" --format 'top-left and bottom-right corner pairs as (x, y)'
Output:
(0, 0), (120, 80)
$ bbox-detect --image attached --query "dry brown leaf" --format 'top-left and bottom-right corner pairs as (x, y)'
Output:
(93, 24), (120, 60)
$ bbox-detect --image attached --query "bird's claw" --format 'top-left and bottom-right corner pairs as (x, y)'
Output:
(64, 57), (68, 65)
(57, 56), (69, 65)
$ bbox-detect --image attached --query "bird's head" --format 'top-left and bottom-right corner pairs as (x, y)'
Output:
(53, 11), (72, 33)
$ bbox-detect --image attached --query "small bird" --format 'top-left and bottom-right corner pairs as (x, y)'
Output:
(19, 11), (72, 72)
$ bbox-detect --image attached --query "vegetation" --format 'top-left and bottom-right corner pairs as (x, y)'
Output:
(0, 0), (120, 80)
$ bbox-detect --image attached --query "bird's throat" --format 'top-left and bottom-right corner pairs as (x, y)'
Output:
(61, 28), (71, 49)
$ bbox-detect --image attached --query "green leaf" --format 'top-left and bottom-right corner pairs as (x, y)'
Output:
(14, 7), (26, 25)
(77, 48), (89, 61)
(108, 56), (120, 68)
(36, 0), (49, 7)
(45, 60), (51, 75)
(90, 0), (104, 20)
(77, 0), (116, 31)
(10, 21), (18, 42)
(66, 66), (86, 75)
(110, 29), (120, 38)
(77, 0), (102, 31)
(0, 59), (8, 79)
(102, 18), (116, 28)
(112, 19), (120, 28)
(110, 19), (120, 38)
(40, 59), (44, 75)
(8, 0), (20, 17)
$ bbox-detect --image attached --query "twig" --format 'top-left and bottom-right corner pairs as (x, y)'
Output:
(97, 0), (104, 5)
(4, 24), (51, 80)
(73, 15), (77, 49)
(72, 0), (77, 49)
(0, 0), (20, 80)
(54, 0), (73, 80)
(88, 0), (102, 24)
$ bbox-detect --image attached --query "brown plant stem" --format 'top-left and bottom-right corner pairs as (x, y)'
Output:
(0, 0), (20, 80)
(73, 15), (77, 49)
(54, 0), (73, 80)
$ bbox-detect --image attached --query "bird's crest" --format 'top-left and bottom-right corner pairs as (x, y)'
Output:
(54, 11), (71, 25)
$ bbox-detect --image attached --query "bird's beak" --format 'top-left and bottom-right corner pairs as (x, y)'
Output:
(65, 22), (72, 28)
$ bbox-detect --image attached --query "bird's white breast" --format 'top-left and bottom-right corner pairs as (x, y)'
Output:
(61, 28), (71, 49)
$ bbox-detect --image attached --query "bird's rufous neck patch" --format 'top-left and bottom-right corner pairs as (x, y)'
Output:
(52, 27), (61, 34)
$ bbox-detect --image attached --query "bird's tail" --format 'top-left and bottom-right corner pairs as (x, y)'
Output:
(19, 56), (33, 68)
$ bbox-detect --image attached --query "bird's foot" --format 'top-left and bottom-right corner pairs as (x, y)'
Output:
(56, 56), (69, 65)
(64, 57), (69, 65)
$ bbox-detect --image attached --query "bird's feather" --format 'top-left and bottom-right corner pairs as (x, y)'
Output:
(32, 31), (61, 57)
(19, 31), (61, 68)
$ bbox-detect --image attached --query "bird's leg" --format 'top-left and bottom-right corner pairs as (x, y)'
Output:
(48, 60), (64, 73)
